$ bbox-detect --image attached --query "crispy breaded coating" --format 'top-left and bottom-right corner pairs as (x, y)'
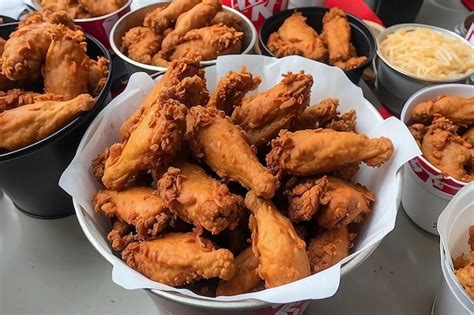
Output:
(0, 89), (62, 113)
(121, 27), (163, 65)
(231, 71), (313, 147)
(410, 95), (474, 125)
(78, 0), (126, 17)
(291, 98), (339, 131)
(284, 176), (328, 223)
(107, 220), (135, 252)
(122, 232), (235, 286)
(157, 161), (243, 234)
(210, 11), (243, 32)
(186, 106), (277, 199)
(143, 0), (200, 34)
(87, 56), (109, 96)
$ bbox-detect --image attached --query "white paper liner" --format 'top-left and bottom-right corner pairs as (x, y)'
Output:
(60, 55), (420, 303)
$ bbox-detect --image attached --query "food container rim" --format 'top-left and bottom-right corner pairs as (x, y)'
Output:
(0, 23), (112, 162)
(400, 83), (474, 187)
(109, 2), (257, 72)
(31, 0), (133, 22)
(71, 66), (402, 309)
(376, 23), (474, 84)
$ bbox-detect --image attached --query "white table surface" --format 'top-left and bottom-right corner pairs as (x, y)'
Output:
(0, 189), (441, 315)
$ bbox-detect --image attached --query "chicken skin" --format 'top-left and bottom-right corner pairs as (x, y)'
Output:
(410, 96), (474, 125)
(321, 8), (367, 69)
(44, 25), (89, 100)
(94, 187), (172, 237)
(87, 56), (109, 96)
(119, 57), (205, 141)
(210, 11), (243, 31)
(216, 247), (261, 296)
(206, 66), (261, 115)
(0, 94), (94, 150)
(186, 106), (277, 199)
(157, 161), (243, 234)
(122, 232), (235, 286)
(267, 129), (394, 178)
(107, 220), (135, 251)
(231, 71), (313, 147)
(161, 0), (222, 54)
(121, 27), (163, 65)
(307, 225), (353, 273)
(101, 99), (187, 190)
(39, 0), (89, 19)
(0, 89), (62, 113)
(421, 117), (473, 182)
(291, 98), (339, 131)
(316, 177), (374, 228)
(143, 0), (201, 34)
(245, 191), (310, 288)
(170, 24), (243, 61)
(267, 12), (327, 62)
(78, 0), (126, 17)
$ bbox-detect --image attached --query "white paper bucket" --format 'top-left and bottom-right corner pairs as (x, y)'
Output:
(400, 84), (474, 235)
(434, 183), (474, 314)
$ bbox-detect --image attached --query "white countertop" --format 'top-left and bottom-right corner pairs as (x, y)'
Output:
(0, 189), (441, 315)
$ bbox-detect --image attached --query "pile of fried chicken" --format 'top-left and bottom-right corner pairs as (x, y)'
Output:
(408, 95), (474, 182)
(91, 57), (394, 296)
(38, 0), (127, 19)
(121, 0), (244, 67)
(453, 225), (474, 299)
(267, 8), (367, 71)
(0, 11), (109, 151)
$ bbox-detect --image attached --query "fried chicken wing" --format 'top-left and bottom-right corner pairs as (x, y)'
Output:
(410, 96), (474, 125)
(186, 106), (277, 199)
(101, 99), (187, 190)
(421, 117), (473, 182)
(0, 89), (62, 113)
(0, 94), (94, 150)
(44, 25), (89, 100)
(78, 0), (126, 17)
(87, 56), (109, 96)
(322, 8), (367, 68)
(157, 161), (243, 234)
(210, 11), (243, 32)
(122, 232), (235, 286)
(206, 66), (261, 115)
(245, 191), (310, 288)
(216, 247), (261, 296)
(291, 98), (339, 131)
(107, 220), (135, 251)
(455, 253), (474, 299)
(409, 123), (428, 148)
(231, 71), (313, 147)
(170, 24), (243, 62)
(317, 177), (374, 228)
(119, 57), (204, 141)
(161, 0), (222, 54)
(94, 187), (172, 237)
(267, 129), (394, 178)
(284, 176), (328, 223)
(144, 0), (201, 34)
(1, 12), (74, 80)
(121, 27), (162, 65)
(267, 12), (327, 62)
(39, 0), (89, 19)
(325, 110), (357, 132)
(307, 225), (353, 273)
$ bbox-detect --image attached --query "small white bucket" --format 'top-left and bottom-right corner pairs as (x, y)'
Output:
(433, 183), (474, 314)
(400, 84), (474, 235)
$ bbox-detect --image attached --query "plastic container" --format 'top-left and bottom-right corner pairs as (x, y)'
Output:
(259, 7), (376, 83)
(32, 0), (132, 49)
(400, 84), (474, 235)
(109, 2), (257, 75)
(221, 0), (289, 31)
(0, 23), (112, 219)
(433, 183), (474, 314)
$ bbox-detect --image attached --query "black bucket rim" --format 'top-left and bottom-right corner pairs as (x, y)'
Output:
(0, 22), (112, 162)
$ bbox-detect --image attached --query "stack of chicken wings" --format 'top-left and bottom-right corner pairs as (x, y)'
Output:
(121, 0), (244, 67)
(0, 11), (109, 151)
(92, 57), (394, 296)
(267, 8), (367, 71)
(408, 95), (474, 182)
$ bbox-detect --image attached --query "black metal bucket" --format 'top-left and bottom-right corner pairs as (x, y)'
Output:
(0, 23), (112, 219)
(259, 7), (376, 84)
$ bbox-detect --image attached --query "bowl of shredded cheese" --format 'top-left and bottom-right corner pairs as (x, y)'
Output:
(375, 23), (474, 114)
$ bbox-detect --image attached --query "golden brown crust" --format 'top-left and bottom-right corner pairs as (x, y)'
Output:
(0, 89), (63, 113)
(121, 27), (162, 65)
(87, 56), (109, 97)
(122, 233), (235, 286)
(107, 220), (135, 252)
(410, 96), (474, 125)
(143, 0), (200, 34)
(157, 162), (243, 234)
(231, 71), (313, 147)
(186, 105), (277, 199)
(284, 176), (328, 223)
(291, 98), (339, 131)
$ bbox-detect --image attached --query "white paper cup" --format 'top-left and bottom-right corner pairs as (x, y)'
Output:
(400, 84), (474, 235)
(434, 183), (474, 314)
